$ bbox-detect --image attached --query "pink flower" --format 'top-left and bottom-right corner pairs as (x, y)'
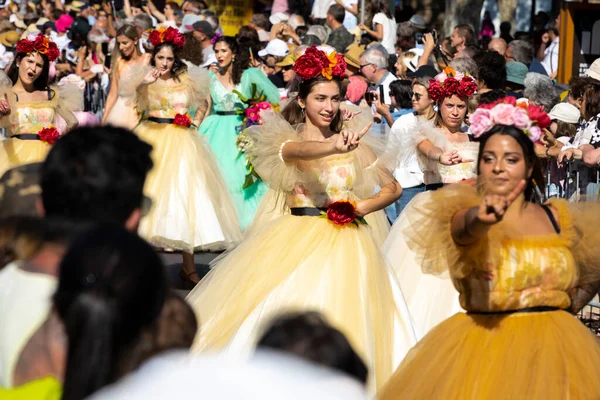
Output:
(454, 72), (465, 81)
(257, 102), (271, 110)
(469, 108), (493, 137)
(528, 126), (542, 142)
(336, 167), (349, 178)
(490, 103), (515, 126)
(434, 72), (447, 83)
(513, 108), (531, 129)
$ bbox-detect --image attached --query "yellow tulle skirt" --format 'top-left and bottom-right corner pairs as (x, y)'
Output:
(135, 121), (242, 252)
(187, 214), (417, 392)
(0, 138), (50, 177)
(379, 310), (600, 399)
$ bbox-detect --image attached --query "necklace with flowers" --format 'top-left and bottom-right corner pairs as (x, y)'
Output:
(427, 66), (478, 101)
(16, 34), (60, 62)
(468, 96), (551, 141)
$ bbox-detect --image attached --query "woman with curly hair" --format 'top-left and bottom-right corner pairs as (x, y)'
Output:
(123, 28), (242, 287)
(198, 35), (280, 230)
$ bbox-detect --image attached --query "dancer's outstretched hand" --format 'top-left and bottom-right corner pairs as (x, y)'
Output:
(142, 68), (161, 85)
(335, 122), (372, 153)
(476, 179), (527, 225)
(0, 94), (10, 117)
(439, 150), (474, 165)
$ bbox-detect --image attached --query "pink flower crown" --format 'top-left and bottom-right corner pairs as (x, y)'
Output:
(16, 34), (60, 62)
(149, 27), (186, 49)
(427, 66), (477, 101)
(293, 45), (346, 81)
(469, 96), (551, 142)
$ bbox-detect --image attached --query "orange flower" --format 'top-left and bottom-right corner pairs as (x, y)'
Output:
(443, 66), (456, 77)
(321, 51), (338, 80)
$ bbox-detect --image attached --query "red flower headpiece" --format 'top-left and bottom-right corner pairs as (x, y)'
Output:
(427, 66), (478, 101)
(148, 27), (186, 49)
(16, 34), (60, 62)
(293, 46), (346, 81)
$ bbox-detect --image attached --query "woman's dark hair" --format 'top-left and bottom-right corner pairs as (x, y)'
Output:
(213, 35), (250, 85)
(55, 225), (168, 400)
(258, 312), (368, 385)
(371, 0), (392, 19)
(476, 51), (506, 90)
(476, 125), (545, 201)
(583, 83), (600, 121)
(282, 76), (344, 132)
(150, 42), (188, 77)
(7, 52), (52, 92)
(236, 26), (262, 66)
(179, 32), (204, 66)
(296, 25), (309, 39)
(477, 89), (507, 106)
(389, 79), (413, 109)
(568, 76), (591, 102)
(553, 120), (578, 139)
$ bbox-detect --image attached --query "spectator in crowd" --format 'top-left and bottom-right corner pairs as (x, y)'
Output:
(488, 37), (507, 56)
(396, 22), (416, 52)
(505, 61), (528, 98)
(506, 39), (548, 75)
(477, 88), (508, 106)
(450, 24), (475, 58)
(359, 47), (397, 105)
(479, 11), (495, 39)
(258, 312), (368, 386)
(182, 0), (206, 15)
(334, 0), (359, 32)
(310, 0), (331, 25)
(461, 45), (482, 61)
(325, 4), (354, 54)
(373, 79), (414, 127)
(566, 76), (591, 111)
(258, 38), (290, 88)
(499, 21), (513, 43)
(276, 54), (297, 98)
(343, 75), (368, 105)
(343, 42), (365, 76)
(535, 102), (580, 161)
(450, 57), (478, 77)
(249, 13), (270, 43)
(0, 126), (153, 389)
(538, 26), (559, 79)
(359, 0), (396, 55)
(305, 24), (328, 45)
(146, 0), (180, 29)
(475, 51), (506, 95)
(191, 20), (215, 66)
(524, 72), (560, 112)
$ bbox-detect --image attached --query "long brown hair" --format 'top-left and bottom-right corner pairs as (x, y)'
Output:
(112, 25), (141, 71)
(282, 76), (344, 132)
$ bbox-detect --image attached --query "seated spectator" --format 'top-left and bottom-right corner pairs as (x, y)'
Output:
(505, 61), (528, 98)
(524, 72), (560, 112)
(258, 312), (368, 385)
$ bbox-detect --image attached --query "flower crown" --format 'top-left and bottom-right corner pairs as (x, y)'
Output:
(16, 34), (60, 62)
(293, 45), (346, 81)
(210, 33), (222, 45)
(427, 66), (477, 101)
(469, 96), (551, 142)
(149, 27), (186, 49)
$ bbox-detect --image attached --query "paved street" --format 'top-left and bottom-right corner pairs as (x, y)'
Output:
(160, 251), (220, 294)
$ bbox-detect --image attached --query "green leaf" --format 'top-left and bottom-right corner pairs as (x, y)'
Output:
(356, 216), (368, 226)
(232, 89), (249, 102)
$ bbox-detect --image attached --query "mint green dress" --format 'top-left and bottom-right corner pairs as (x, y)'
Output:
(199, 68), (280, 230)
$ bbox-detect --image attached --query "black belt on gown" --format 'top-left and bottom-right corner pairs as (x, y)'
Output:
(12, 134), (40, 140)
(290, 207), (328, 217)
(147, 117), (175, 124)
(467, 306), (560, 315)
(215, 111), (238, 116)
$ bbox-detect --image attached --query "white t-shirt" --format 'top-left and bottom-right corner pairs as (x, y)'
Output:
(390, 112), (424, 188)
(377, 71), (397, 105)
(342, 0), (358, 31)
(542, 37), (559, 76)
(311, 0), (334, 19)
(372, 12), (397, 54)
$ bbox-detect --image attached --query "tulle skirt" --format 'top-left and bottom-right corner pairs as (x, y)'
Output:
(104, 96), (140, 130)
(246, 189), (391, 246)
(379, 310), (600, 399)
(383, 190), (462, 339)
(135, 121), (242, 253)
(0, 138), (49, 177)
(186, 214), (417, 392)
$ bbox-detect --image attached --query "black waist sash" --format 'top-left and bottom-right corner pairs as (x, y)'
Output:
(147, 117), (175, 124)
(13, 134), (40, 140)
(216, 111), (238, 116)
(290, 207), (327, 217)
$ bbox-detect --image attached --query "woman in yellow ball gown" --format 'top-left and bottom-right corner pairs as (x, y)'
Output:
(186, 46), (417, 393)
(379, 101), (600, 399)
(0, 34), (78, 176)
(123, 28), (242, 286)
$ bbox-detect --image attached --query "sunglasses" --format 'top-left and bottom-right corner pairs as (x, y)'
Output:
(282, 65), (293, 71)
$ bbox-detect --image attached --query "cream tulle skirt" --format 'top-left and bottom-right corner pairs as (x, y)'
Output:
(0, 138), (49, 177)
(135, 121), (242, 252)
(186, 214), (417, 392)
(104, 96), (140, 130)
(246, 189), (391, 247)
(383, 190), (462, 339)
(379, 310), (600, 399)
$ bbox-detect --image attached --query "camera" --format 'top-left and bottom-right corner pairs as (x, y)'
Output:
(416, 30), (437, 45)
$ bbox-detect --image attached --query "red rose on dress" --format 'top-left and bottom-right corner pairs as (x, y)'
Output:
(456, 76), (478, 97)
(149, 30), (162, 47)
(38, 127), (60, 145)
(427, 79), (445, 101)
(294, 46), (328, 80)
(528, 104), (551, 129)
(443, 77), (459, 96)
(16, 39), (35, 54)
(332, 53), (347, 78)
(326, 200), (357, 226)
(173, 113), (192, 127)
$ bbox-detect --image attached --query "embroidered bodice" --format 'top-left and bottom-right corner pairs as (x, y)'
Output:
(438, 140), (480, 184)
(11, 101), (56, 136)
(146, 79), (192, 118)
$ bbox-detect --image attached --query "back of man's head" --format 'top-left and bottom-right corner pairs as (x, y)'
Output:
(133, 14), (153, 31)
(455, 24), (475, 46)
(508, 40), (533, 67)
(41, 126), (153, 226)
(327, 4), (345, 24)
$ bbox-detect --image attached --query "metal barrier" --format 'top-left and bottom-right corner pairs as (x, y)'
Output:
(578, 300), (600, 335)
(545, 159), (600, 201)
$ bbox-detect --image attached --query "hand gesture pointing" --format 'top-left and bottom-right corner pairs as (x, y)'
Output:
(477, 179), (527, 225)
(335, 122), (372, 153)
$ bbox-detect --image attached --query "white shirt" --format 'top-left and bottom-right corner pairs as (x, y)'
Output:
(341, 0), (358, 31)
(311, 0), (333, 19)
(372, 12), (397, 54)
(377, 71), (397, 105)
(541, 37), (559, 76)
(0, 262), (57, 387)
(390, 112), (424, 188)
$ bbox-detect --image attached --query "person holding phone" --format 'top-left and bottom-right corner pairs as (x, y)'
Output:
(358, 48), (397, 107)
